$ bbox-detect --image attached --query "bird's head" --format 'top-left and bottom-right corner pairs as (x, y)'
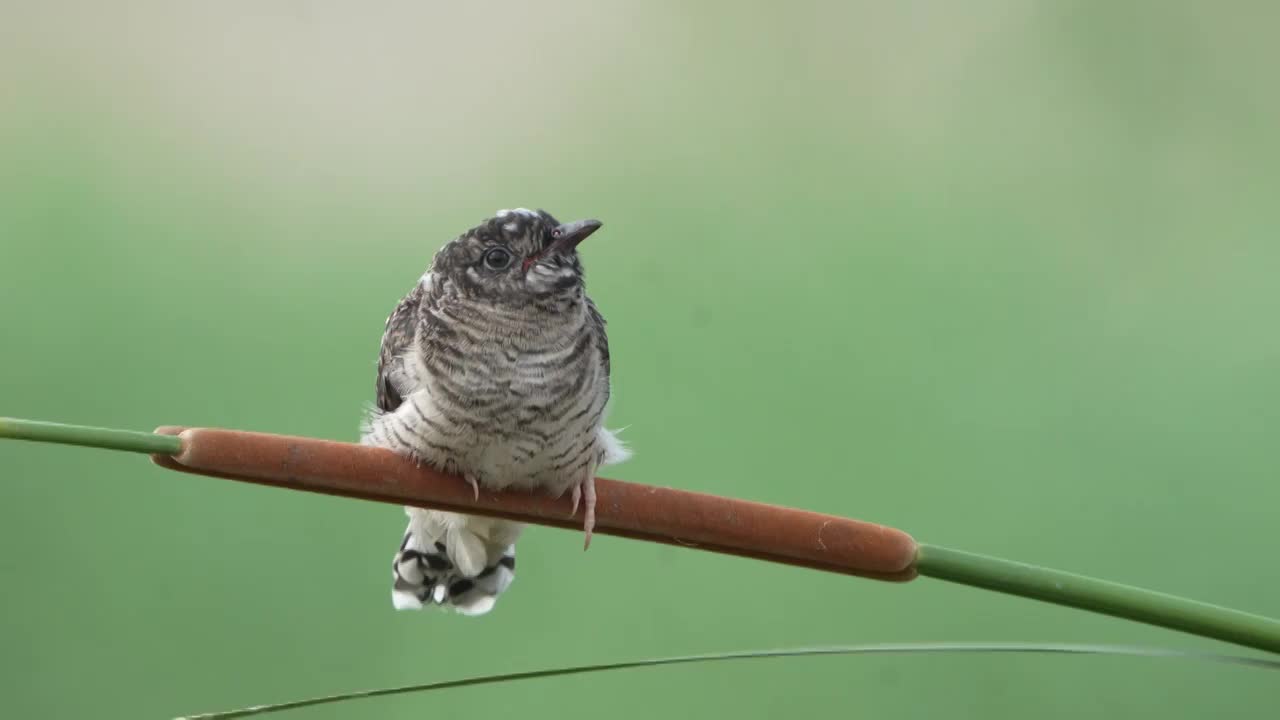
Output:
(430, 208), (601, 304)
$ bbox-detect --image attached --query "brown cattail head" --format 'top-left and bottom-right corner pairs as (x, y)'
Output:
(152, 426), (918, 581)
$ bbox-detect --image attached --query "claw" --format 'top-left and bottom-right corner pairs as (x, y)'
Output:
(464, 473), (480, 501)
(580, 474), (596, 551)
(566, 476), (596, 549)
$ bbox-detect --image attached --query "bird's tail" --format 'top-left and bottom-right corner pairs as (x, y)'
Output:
(391, 508), (522, 616)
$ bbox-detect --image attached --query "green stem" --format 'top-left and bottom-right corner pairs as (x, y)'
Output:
(0, 417), (182, 455)
(916, 544), (1280, 654)
(4, 416), (1280, 655)
(179, 643), (1280, 719)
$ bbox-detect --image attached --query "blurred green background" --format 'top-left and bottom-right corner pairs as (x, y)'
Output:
(3, 2), (1278, 718)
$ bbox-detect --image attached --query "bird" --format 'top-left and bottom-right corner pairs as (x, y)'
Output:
(360, 208), (629, 616)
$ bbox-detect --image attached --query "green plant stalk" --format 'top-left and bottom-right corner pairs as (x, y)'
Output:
(5, 417), (1280, 655)
(0, 417), (182, 455)
(916, 544), (1280, 654)
(178, 643), (1280, 719)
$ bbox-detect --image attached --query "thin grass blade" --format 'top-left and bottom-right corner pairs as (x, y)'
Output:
(177, 642), (1280, 719)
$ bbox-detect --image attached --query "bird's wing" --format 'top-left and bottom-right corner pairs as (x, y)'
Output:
(587, 298), (611, 377)
(375, 280), (426, 413)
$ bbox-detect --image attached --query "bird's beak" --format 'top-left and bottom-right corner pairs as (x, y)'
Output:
(545, 219), (602, 256)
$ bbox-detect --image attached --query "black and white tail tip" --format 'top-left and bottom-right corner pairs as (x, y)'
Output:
(392, 535), (516, 616)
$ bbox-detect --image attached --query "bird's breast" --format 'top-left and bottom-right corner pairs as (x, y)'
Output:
(411, 324), (607, 489)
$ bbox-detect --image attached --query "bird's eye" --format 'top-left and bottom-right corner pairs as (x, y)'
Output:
(482, 247), (513, 270)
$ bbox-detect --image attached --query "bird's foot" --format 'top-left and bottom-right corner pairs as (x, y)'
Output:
(463, 473), (480, 501)
(569, 473), (597, 551)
